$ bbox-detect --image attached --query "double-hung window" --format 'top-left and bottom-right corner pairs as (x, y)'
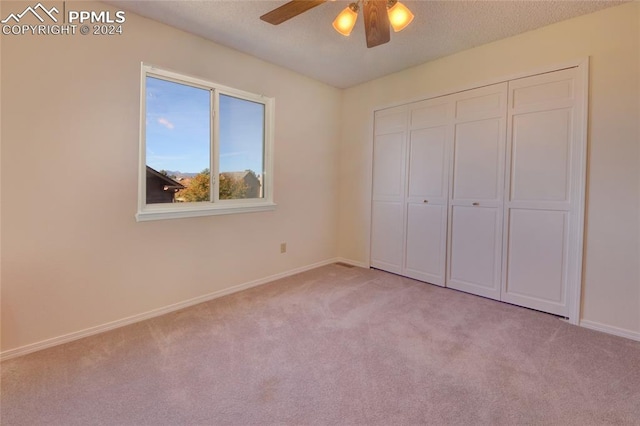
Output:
(137, 64), (275, 221)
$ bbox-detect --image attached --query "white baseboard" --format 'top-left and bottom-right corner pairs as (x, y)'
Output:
(0, 258), (348, 362)
(6, 259), (636, 361)
(580, 320), (640, 342)
(334, 257), (370, 269)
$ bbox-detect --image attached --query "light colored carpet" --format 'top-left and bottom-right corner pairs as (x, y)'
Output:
(2, 264), (639, 425)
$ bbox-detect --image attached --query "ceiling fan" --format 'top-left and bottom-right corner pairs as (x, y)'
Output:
(260, 0), (414, 48)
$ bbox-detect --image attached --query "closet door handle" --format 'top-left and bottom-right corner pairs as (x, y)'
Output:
(472, 202), (480, 206)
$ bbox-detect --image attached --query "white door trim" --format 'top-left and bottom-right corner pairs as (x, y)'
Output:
(567, 58), (589, 325)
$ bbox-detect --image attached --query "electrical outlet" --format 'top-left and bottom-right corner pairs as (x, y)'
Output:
(280, 242), (287, 253)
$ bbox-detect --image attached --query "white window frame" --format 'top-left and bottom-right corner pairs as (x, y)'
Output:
(136, 63), (275, 221)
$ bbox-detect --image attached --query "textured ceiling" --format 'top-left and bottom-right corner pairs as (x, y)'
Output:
(105, 0), (626, 88)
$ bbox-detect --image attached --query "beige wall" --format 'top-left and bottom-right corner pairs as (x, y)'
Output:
(337, 2), (640, 335)
(0, 2), (341, 352)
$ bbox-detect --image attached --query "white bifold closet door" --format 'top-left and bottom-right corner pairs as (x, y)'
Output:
(501, 68), (585, 317)
(446, 83), (508, 300)
(371, 98), (451, 286)
(371, 106), (408, 275)
(404, 99), (452, 285)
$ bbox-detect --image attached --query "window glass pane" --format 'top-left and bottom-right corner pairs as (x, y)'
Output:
(219, 94), (265, 200)
(145, 76), (210, 204)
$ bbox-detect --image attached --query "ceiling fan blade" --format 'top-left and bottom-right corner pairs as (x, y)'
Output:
(363, 0), (391, 48)
(260, 0), (327, 25)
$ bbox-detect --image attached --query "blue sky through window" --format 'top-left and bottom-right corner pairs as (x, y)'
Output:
(219, 94), (264, 176)
(145, 77), (264, 175)
(145, 77), (210, 174)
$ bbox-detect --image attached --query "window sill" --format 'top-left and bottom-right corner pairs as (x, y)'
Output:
(136, 202), (277, 222)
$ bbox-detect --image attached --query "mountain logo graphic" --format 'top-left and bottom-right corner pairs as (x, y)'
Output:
(1, 3), (59, 24)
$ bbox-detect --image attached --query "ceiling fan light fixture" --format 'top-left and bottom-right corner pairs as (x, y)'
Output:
(333, 3), (359, 36)
(387, 0), (414, 32)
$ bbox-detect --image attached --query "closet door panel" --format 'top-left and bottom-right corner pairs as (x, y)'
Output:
(505, 209), (568, 305)
(371, 201), (404, 274)
(452, 119), (503, 201)
(403, 98), (452, 286)
(502, 68), (583, 318)
(510, 109), (571, 202)
(371, 107), (408, 274)
(373, 132), (405, 198)
(449, 206), (500, 296)
(405, 203), (447, 284)
(375, 108), (408, 134)
(407, 127), (447, 199)
(455, 91), (503, 121)
(447, 83), (507, 300)
(411, 102), (448, 129)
